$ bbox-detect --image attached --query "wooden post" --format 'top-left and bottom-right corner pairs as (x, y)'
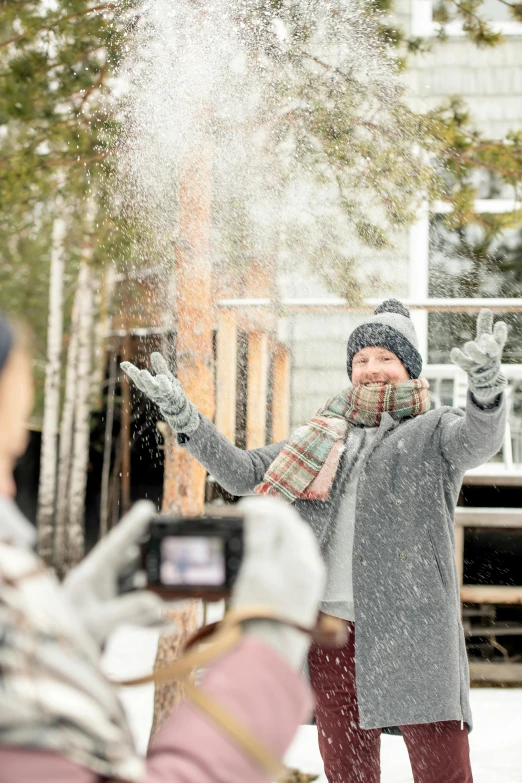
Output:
(151, 142), (214, 742)
(272, 347), (291, 443)
(162, 142), (215, 516)
(215, 309), (237, 441)
(246, 331), (269, 449)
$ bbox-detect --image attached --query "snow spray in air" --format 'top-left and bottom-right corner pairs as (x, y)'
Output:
(112, 1), (430, 307)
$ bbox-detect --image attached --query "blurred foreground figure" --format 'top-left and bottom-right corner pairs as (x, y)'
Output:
(0, 312), (326, 783)
(124, 299), (508, 783)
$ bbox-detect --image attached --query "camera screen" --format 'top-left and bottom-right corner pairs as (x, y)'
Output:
(160, 536), (225, 586)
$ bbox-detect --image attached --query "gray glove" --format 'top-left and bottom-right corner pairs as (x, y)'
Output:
(121, 352), (200, 435)
(63, 501), (164, 647)
(450, 309), (507, 405)
(233, 497), (326, 670)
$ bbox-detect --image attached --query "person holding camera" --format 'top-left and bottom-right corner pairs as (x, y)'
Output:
(0, 312), (326, 783)
(123, 299), (508, 783)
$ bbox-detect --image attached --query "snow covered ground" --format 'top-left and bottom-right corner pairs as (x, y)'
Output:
(103, 627), (522, 782)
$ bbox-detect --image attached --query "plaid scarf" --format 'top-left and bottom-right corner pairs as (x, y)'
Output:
(255, 379), (430, 503)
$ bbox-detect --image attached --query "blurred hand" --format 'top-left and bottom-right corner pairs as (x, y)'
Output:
(450, 308), (507, 405)
(232, 496), (325, 670)
(121, 352), (200, 435)
(63, 501), (164, 647)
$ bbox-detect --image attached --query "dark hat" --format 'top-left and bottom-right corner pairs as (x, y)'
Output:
(0, 314), (13, 377)
(346, 299), (422, 380)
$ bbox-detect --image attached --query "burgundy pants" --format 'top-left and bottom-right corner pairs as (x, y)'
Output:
(308, 622), (473, 783)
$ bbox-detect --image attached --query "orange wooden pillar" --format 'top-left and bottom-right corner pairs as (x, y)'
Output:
(272, 347), (291, 442)
(246, 331), (269, 449)
(152, 143), (213, 741)
(215, 309), (237, 442)
(163, 143), (214, 517)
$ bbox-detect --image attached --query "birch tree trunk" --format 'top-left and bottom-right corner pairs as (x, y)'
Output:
(92, 265), (116, 411)
(66, 259), (95, 569)
(53, 291), (80, 577)
(37, 212), (67, 565)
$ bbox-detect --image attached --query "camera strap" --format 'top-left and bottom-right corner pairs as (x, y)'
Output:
(114, 607), (347, 781)
(186, 606), (348, 649)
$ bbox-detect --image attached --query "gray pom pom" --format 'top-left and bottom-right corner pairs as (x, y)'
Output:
(374, 298), (410, 318)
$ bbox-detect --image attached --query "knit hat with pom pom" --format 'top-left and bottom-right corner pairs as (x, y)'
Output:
(346, 299), (422, 380)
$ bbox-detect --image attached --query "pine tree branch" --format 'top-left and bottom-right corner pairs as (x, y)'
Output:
(46, 151), (112, 168)
(297, 49), (357, 86)
(78, 58), (108, 112)
(443, 0), (491, 26)
(472, 140), (522, 152)
(0, 151), (111, 169)
(443, 148), (522, 178)
(0, 4), (116, 49)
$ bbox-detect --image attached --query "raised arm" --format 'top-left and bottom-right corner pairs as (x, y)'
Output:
(179, 414), (284, 496)
(441, 309), (507, 472)
(121, 353), (285, 496)
(439, 391), (506, 473)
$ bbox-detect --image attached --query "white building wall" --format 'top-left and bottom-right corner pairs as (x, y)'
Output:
(399, 0), (522, 139)
(280, 1), (522, 429)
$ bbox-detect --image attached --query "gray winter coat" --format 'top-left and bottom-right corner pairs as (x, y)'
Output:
(180, 391), (506, 730)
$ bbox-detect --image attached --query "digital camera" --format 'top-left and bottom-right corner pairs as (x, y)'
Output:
(142, 514), (244, 600)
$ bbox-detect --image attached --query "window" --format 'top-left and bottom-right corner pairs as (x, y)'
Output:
(428, 212), (522, 364)
(411, 0), (522, 37)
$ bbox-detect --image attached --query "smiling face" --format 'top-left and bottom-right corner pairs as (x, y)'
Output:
(351, 345), (410, 386)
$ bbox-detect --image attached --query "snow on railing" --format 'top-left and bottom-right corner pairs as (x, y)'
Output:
(217, 297), (522, 312)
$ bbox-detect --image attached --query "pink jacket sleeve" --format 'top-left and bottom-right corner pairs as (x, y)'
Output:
(0, 637), (312, 783)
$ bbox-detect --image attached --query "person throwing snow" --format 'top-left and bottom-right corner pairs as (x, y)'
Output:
(123, 299), (507, 783)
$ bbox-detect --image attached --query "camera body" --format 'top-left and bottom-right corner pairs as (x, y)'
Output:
(143, 515), (244, 600)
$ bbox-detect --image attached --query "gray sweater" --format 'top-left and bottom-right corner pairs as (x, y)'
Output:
(180, 392), (505, 730)
(321, 427), (377, 621)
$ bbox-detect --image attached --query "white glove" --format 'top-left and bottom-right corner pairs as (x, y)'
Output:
(450, 308), (507, 405)
(63, 501), (164, 647)
(232, 496), (325, 670)
(121, 352), (200, 435)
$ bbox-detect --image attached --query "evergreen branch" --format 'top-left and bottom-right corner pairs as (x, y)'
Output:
(215, 106), (300, 136)
(0, 151), (114, 171)
(296, 49), (357, 86)
(443, 148), (522, 178)
(442, 0), (491, 26)
(78, 58), (108, 112)
(472, 140), (522, 152)
(48, 151), (112, 167)
(2, 114), (108, 160)
(0, 4), (116, 49)
(351, 118), (399, 140)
